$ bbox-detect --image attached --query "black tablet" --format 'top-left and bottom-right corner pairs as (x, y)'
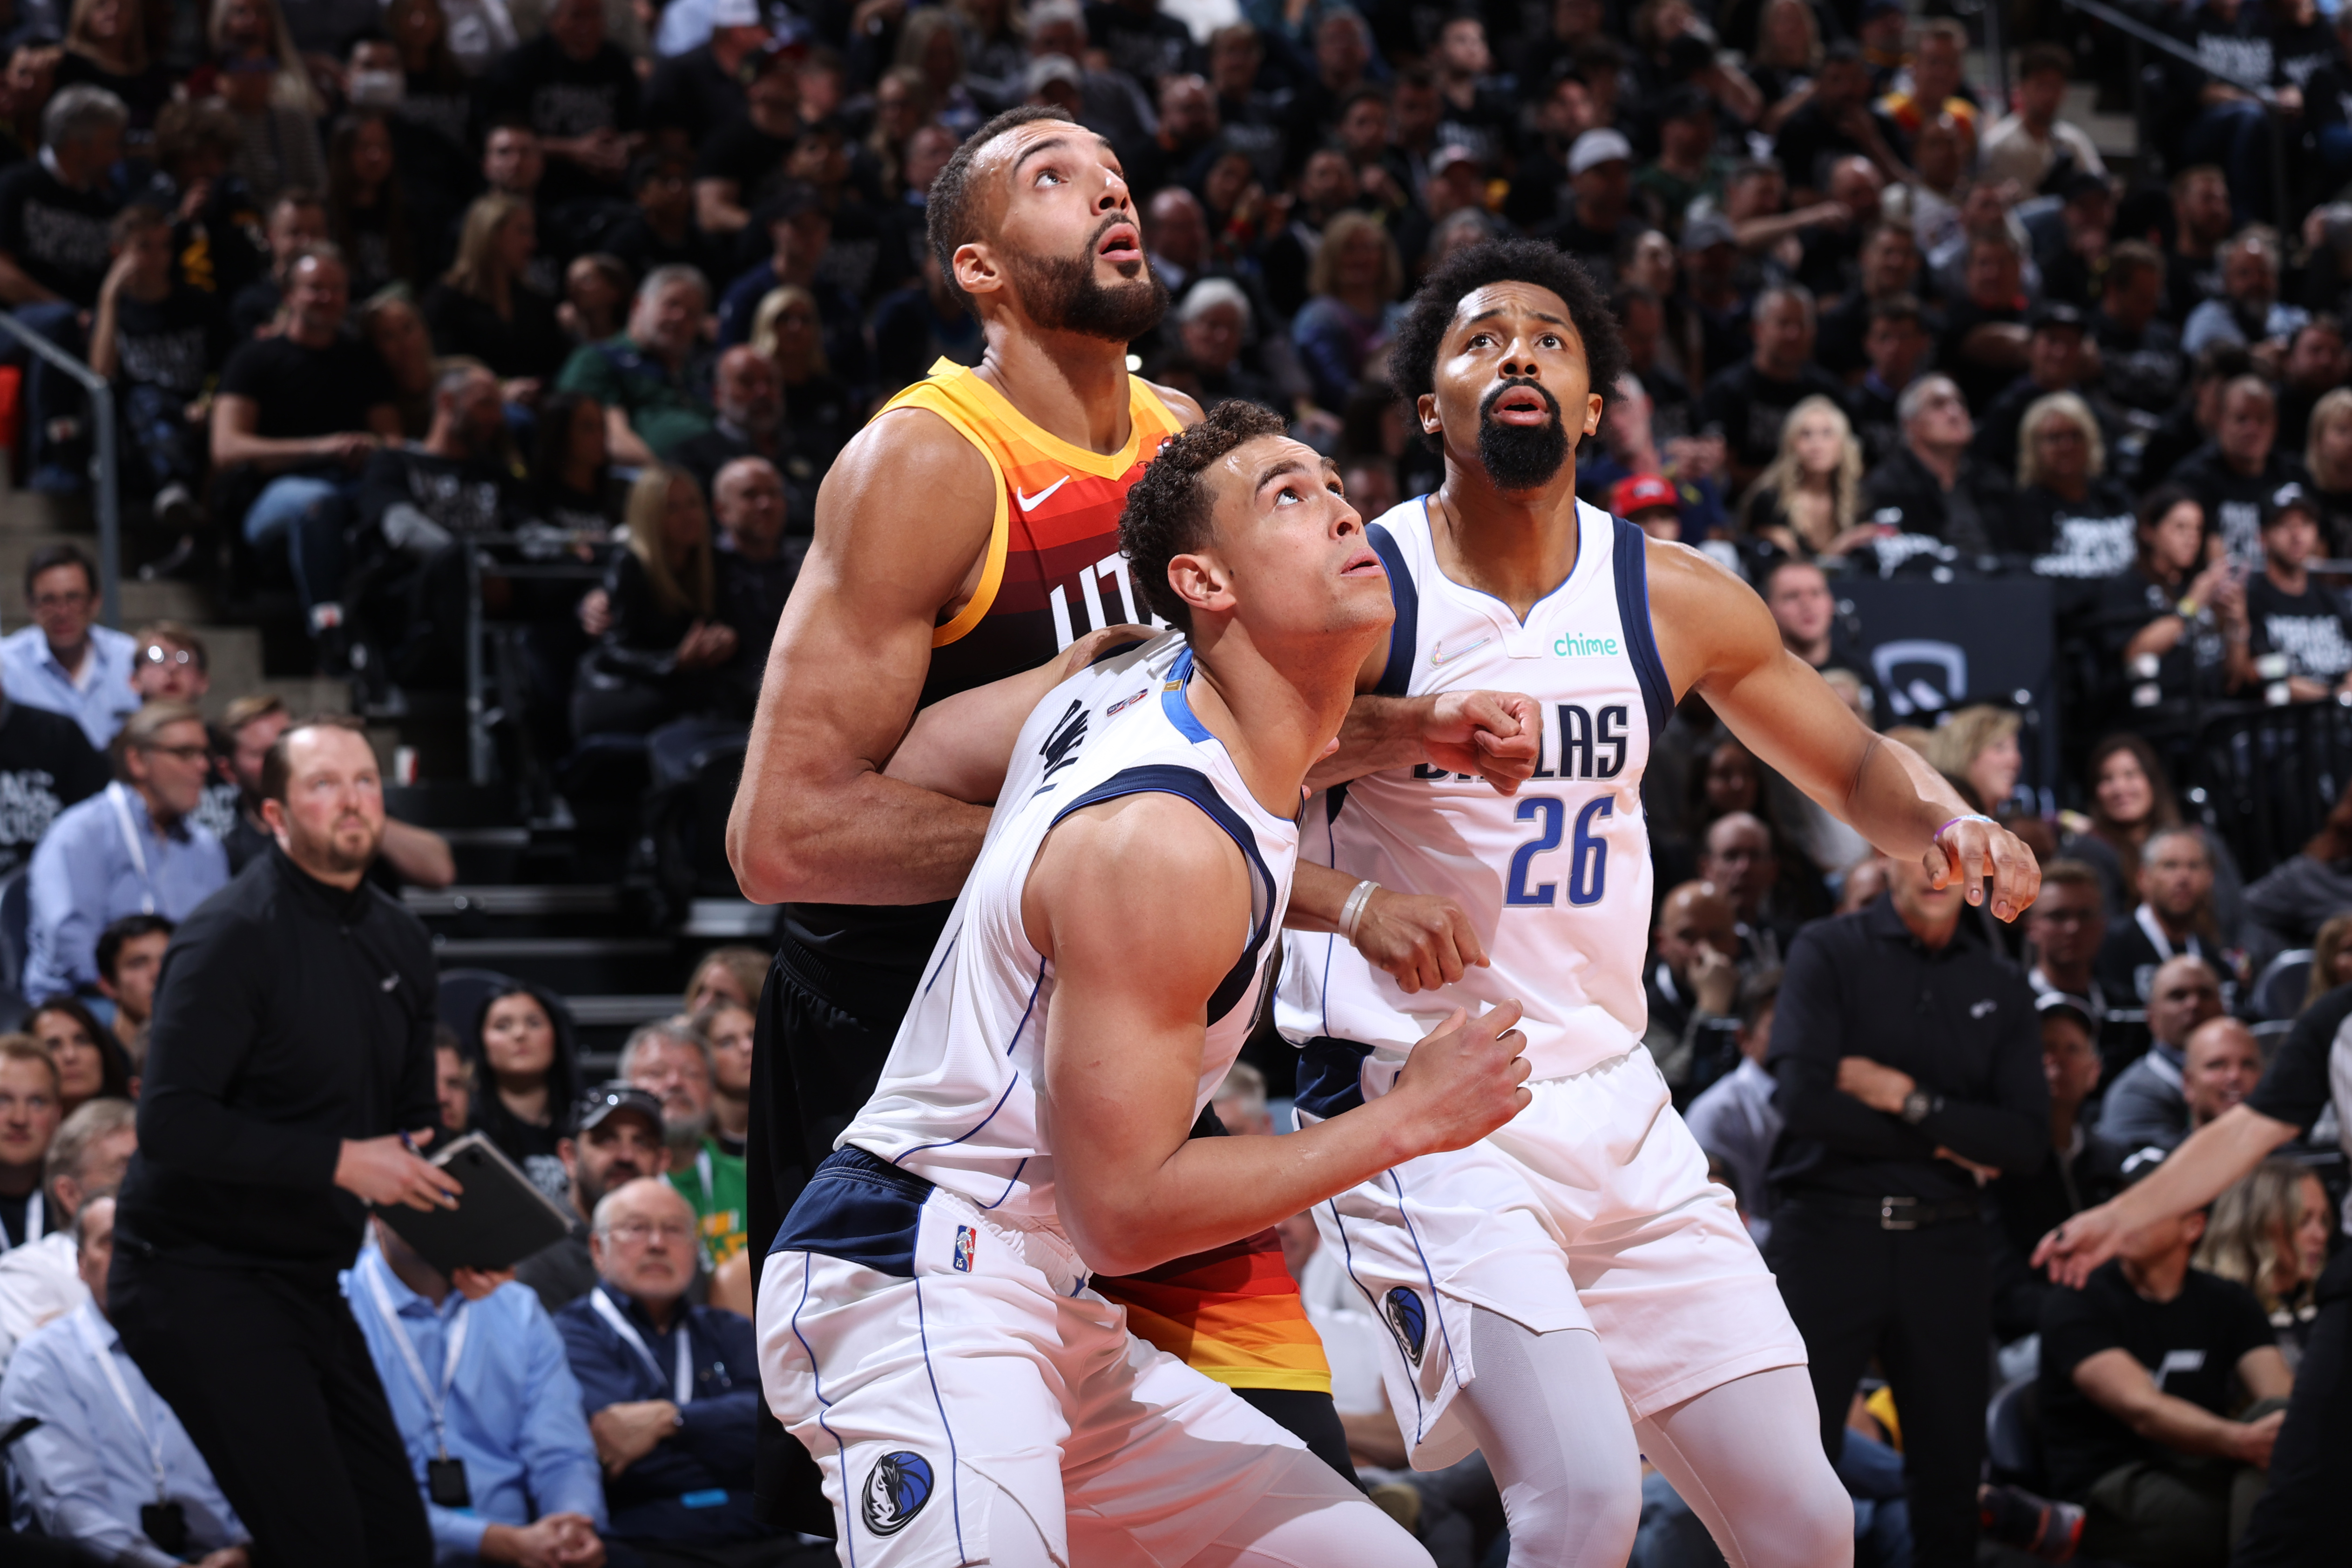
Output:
(373, 1132), (575, 1275)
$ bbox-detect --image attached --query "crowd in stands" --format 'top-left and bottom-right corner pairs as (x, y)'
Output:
(0, 0), (2340, 1561)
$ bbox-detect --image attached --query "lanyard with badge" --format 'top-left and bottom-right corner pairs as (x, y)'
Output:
(104, 784), (157, 915)
(363, 1258), (474, 1507)
(591, 1287), (694, 1404)
(71, 1310), (187, 1555)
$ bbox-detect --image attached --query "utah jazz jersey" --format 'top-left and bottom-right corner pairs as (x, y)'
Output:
(1277, 497), (1673, 1081)
(785, 358), (1188, 974)
(841, 633), (1296, 1224)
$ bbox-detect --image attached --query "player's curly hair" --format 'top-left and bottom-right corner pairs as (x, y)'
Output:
(1119, 400), (1289, 635)
(1387, 239), (1627, 448)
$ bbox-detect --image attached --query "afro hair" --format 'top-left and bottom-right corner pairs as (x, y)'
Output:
(1387, 238), (1628, 445)
(1118, 400), (1290, 634)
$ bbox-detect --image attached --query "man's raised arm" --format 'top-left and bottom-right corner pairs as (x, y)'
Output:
(1649, 539), (2041, 922)
(727, 410), (1005, 906)
(1031, 793), (1530, 1277)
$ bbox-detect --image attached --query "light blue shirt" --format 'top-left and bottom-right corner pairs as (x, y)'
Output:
(344, 1249), (607, 1563)
(0, 1300), (245, 1568)
(0, 625), (139, 750)
(2181, 296), (2312, 356)
(24, 783), (228, 1004)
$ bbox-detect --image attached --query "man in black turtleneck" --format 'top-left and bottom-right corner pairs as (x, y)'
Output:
(108, 713), (458, 1568)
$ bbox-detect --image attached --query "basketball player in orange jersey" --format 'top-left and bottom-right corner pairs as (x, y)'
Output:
(726, 106), (1529, 1514)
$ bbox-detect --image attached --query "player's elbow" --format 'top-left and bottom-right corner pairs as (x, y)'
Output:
(1058, 1194), (1162, 1277)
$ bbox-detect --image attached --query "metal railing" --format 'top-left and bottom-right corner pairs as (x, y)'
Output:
(0, 311), (119, 629)
(2055, 0), (2290, 224)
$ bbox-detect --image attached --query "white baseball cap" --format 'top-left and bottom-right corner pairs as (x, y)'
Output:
(1568, 128), (1633, 177)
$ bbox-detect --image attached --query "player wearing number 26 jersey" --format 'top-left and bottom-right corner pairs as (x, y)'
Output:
(1276, 495), (1807, 1468)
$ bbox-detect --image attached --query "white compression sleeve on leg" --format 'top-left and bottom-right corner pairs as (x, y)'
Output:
(1633, 1364), (1854, 1568)
(1185, 1446), (1434, 1568)
(1449, 1305), (1643, 1568)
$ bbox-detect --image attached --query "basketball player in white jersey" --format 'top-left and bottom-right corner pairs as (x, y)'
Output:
(1275, 240), (2044, 1568)
(755, 401), (1537, 1568)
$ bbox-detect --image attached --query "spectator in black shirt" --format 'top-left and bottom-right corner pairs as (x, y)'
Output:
(108, 714), (457, 1567)
(515, 1081), (669, 1314)
(2003, 391), (2139, 581)
(1770, 42), (1904, 202)
(642, 5), (759, 151)
(573, 464), (737, 742)
(690, 39), (801, 244)
(2272, 314), (2348, 452)
(2244, 482), (2352, 699)
(1544, 128), (1645, 283)
(671, 343), (785, 500)
(472, 122), (561, 298)
(712, 454), (796, 712)
(0, 689), (104, 880)
(2038, 1170), (2290, 1563)
(1696, 283), (1848, 492)
(1764, 850), (2046, 1567)
(212, 247), (401, 670)
(605, 148), (727, 289)
(1084, 0), (1195, 97)
(0, 85), (126, 492)
(2171, 374), (2311, 567)
(421, 193), (568, 386)
(1937, 233), (2032, 415)
(88, 203), (228, 537)
(751, 285), (855, 484)
(2163, 165), (2232, 327)
(1860, 373), (2007, 556)
(479, 0), (642, 206)
(2092, 239), (2187, 421)
(1849, 291), (1930, 468)
(1816, 220), (1925, 378)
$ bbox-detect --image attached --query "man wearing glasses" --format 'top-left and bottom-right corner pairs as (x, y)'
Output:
(0, 543), (139, 750)
(556, 1177), (794, 1564)
(22, 701), (226, 1006)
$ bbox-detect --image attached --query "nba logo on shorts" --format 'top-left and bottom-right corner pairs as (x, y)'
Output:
(861, 1451), (933, 1537)
(953, 1225), (977, 1272)
(1384, 1287), (1427, 1365)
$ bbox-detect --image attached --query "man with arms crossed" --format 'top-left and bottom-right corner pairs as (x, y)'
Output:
(725, 106), (1521, 1500)
(758, 400), (1531, 1566)
(1277, 239), (2043, 1568)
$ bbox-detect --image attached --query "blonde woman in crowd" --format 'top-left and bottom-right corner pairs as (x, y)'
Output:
(1740, 394), (1869, 559)
(2195, 1160), (2333, 1364)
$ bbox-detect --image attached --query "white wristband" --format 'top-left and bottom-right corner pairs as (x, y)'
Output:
(1339, 879), (1380, 942)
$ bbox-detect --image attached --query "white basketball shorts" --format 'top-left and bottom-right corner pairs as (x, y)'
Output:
(1294, 1041), (1807, 1469)
(757, 1146), (1388, 1567)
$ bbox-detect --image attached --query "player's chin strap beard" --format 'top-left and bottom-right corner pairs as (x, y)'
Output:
(1474, 377), (1569, 492)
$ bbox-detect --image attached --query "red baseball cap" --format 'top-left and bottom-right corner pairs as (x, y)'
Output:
(1611, 473), (1679, 516)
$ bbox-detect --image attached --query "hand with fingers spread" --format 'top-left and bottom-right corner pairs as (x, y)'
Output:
(1351, 888), (1488, 994)
(1421, 691), (1542, 794)
(1924, 812), (2041, 922)
(1386, 1000), (1533, 1155)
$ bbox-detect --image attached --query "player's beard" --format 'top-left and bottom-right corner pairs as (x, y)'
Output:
(1011, 221), (1170, 343)
(1476, 378), (1571, 491)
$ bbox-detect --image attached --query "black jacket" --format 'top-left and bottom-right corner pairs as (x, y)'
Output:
(117, 844), (439, 1275)
(1766, 893), (2048, 1206)
(1859, 444), (2008, 556)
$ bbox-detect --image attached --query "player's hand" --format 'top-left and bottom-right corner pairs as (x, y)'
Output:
(1926, 814), (2040, 923)
(2031, 1201), (2129, 1288)
(2232, 1409), (2288, 1469)
(1836, 1056), (1915, 1115)
(1053, 623), (1157, 682)
(334, 1132), (460, 1210)
(1388, 1000), (1531, 1156)
(1353, 888), (1487, 993)
(451, 1265), (515, 1300)
(1420, 691), (1541, 795)
(590, 1400), (680, 1475)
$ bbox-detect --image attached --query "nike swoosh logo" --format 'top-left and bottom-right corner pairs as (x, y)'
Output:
(1428, 637), (1490, 668)
(1016, 475), (1071, 511)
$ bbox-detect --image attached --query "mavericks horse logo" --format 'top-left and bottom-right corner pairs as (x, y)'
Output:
(861, 1451), (934, 1537)
(1384, 1287), (1427, 1365)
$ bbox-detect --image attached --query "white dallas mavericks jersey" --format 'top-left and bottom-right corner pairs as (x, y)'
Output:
(1277, 498), (1669, 1082)
(842, 632), (1298, 1223)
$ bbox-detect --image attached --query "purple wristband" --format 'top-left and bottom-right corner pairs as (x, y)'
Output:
(1934, 813), (1996, 841)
